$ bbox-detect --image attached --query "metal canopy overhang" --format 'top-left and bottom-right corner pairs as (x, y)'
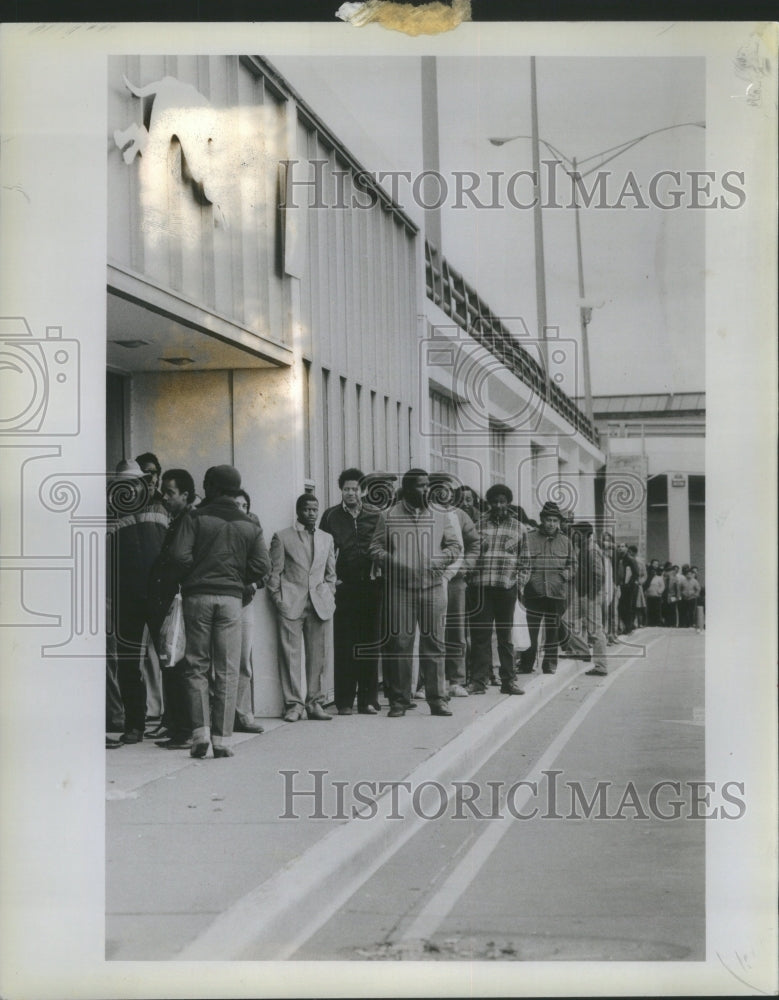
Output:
(107, 263), (293, 374)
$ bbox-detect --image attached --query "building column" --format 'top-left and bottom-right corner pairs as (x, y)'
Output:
(667, 471), (691, 566)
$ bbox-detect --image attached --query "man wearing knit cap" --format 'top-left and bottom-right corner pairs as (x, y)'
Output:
(170, 464), (270, 758)
(517, 500), (576, 676)
(468, 483), (529, 696)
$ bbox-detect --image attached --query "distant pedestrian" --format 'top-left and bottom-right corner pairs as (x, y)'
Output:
(268, 494), (337, 723)
(617, 543), (639, 635)
(645, 566), (665, 625)
(661, 562), (678, 627)
(679, 569), (701, 628)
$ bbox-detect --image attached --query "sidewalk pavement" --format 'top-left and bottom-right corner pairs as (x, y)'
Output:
(106, 641), (657, 961)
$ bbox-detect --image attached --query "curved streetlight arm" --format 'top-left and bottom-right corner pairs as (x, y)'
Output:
(489, 120), (706, 178)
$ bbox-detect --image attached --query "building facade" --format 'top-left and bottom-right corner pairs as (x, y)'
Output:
(593, 392), (705, 579)
(107, 53), (604, 715)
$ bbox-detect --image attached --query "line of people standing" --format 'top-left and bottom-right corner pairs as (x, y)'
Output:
(106, 453), (700, 759)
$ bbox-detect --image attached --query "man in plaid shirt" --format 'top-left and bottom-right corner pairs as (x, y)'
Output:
(467, 484), (529, 695)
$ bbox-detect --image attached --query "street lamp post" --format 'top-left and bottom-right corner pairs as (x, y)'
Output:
(571, 155), (593, 425)
(490, 118), (705, 430)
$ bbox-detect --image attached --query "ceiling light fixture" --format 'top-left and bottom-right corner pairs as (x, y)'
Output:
(112, 339), (150, 349)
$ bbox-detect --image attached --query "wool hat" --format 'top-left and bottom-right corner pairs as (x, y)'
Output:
(209, 464), (242, 492)
(539, 500), (564, 520)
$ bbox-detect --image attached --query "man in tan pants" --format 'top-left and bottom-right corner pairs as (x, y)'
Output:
(267, 494), (337, 722)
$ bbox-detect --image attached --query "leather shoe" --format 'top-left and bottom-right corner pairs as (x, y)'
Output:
(500, 682), (526, 696)
(585, 667), (608, 676)
(190, 741), (210, 758)
(284, 708), (302, 722)
(542, 667), (557, 675)
(358, 705), (378, 715)
(388, 707), (406, 718)
(430, 704), (453, 717)
(307, 704), (333, 721)
(157, 737), (193, 749)
(234, 721), (265, 734)
(105, 737), (123, 749)
(121, 729), (143, 744)
(337, 707), (353, 716)
(213, 745), (234, 758)
(467, 683), (487, 695)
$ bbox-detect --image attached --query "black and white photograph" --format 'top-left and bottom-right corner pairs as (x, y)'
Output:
(0, 18), (776, 999)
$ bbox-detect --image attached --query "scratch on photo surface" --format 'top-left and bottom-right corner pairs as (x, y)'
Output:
(336, 0), (471, 36)
(716, 950), (771, 995)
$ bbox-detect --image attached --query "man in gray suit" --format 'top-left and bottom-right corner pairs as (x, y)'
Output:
(267, 494), (337, 722)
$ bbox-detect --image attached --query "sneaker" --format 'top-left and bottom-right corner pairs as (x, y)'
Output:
(448, 684), (469, 698)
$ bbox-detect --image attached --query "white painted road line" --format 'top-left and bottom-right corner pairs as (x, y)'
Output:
(399, 634), (666, 945)
(175, 659), (588, 960)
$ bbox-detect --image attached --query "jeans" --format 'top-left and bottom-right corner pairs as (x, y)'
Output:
(182, 593), (242, 747)
(444, 576), (468, 686)
(235, 602), (255, 726)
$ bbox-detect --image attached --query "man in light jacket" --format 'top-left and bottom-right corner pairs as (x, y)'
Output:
(267, 493), (337, 723)
(369, 469), (462, 717)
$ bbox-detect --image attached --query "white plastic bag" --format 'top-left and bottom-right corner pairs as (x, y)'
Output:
(158, 589), (186, 668)
(512, 600), (530, 651)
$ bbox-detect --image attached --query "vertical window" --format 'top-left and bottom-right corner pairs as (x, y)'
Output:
(370, 390), (377, 470)
(321, 367), (330, 498)
(489, 421), (507, 486)
(340, 376), (347, 470)
(355, 383), (363, 467)
(428, 388), (458, 475)
(303, 360), (311, 479)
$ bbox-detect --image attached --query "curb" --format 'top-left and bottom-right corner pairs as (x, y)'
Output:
(176, 658), (588, 960)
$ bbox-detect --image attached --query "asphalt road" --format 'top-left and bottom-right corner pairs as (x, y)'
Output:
(289, 631), (705, 961)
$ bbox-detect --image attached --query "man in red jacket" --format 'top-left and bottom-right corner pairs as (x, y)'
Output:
(170, 465), (270, 759)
